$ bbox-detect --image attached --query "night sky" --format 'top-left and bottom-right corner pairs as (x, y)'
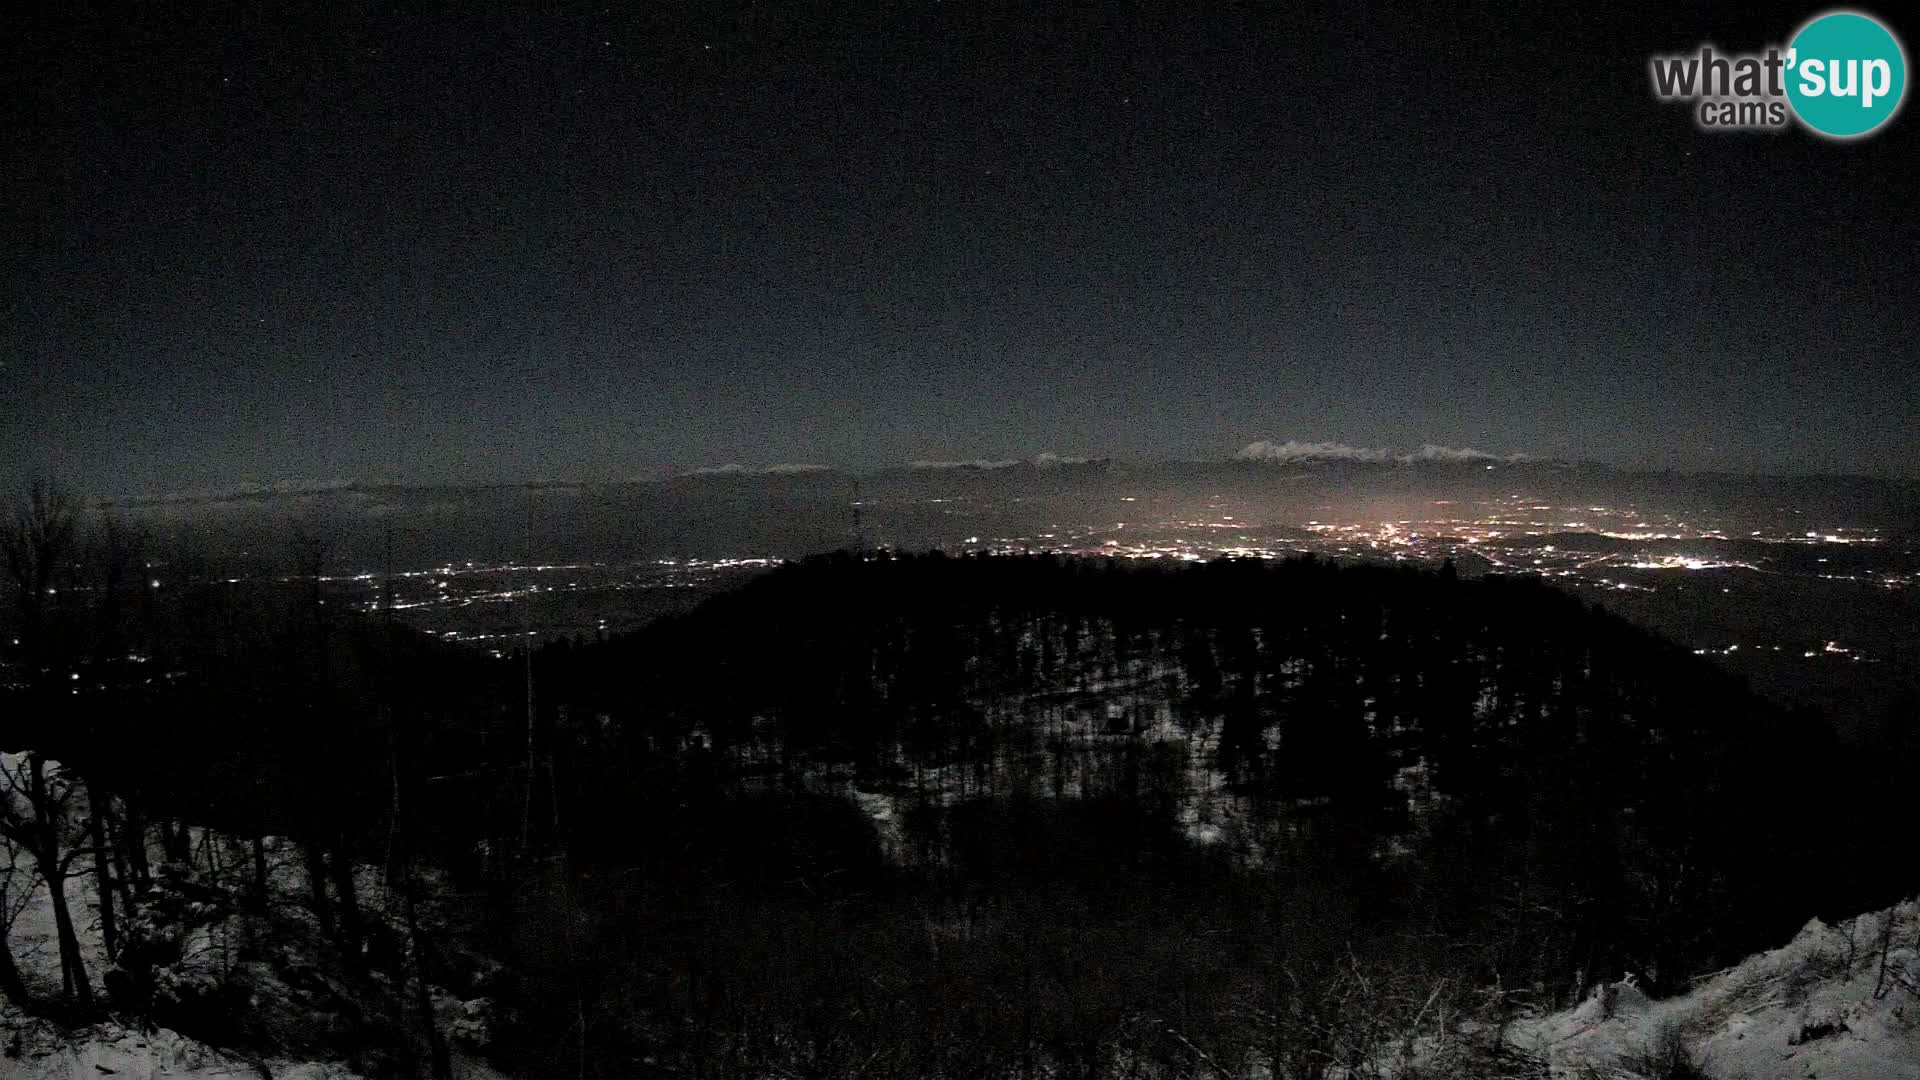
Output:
(6, 3), (1915, 498)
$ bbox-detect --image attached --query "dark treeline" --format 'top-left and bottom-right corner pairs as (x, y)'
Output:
(5, 488), (1916, 1078)
(495, 550), (1915, 1077)
(542, 550), (1907, 937)
(0, 483), (492, 1074)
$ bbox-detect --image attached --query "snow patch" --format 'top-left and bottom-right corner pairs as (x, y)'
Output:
(1505, 898), (1920, 1079)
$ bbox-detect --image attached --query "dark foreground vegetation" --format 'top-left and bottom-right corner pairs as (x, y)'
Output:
(4, 481), (1916, 1078)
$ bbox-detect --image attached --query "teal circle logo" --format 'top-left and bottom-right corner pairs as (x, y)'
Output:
(1786, 11), (1907, 137)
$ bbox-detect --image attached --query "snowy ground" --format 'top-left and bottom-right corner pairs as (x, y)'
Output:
(0, 1017), (356, 1080)
(10, 749), (1915, 1080)
(1, 753), (514, 1080)
(0, 1016), (512, 1080)
(1506, 899), (1920, 1079)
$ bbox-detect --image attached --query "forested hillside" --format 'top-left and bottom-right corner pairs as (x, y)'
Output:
(496, 552), (1915, 1077)
(6, 506), (1916, 1078)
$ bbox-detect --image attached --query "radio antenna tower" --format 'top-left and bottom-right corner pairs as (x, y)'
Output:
(851, 479), (866, 553)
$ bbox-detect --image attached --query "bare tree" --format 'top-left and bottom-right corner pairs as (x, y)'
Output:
(74, 513), (149, 963)
(0, 753), (98, 1012)
(1, 482), (96, 1012)
(0, 783), (42, 1012)
(3, 480), (75, 694)
(289, 530), (364, 957)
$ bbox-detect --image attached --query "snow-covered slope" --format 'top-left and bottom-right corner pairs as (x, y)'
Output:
(1510, 899), (1920, 1079)
(0, 1015), (510, 1079)
(2, 751), (514, 1080)
(0, 1018), (358, 1079)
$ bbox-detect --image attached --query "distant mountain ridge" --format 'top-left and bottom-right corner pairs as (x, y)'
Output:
(99, 450), (1920, 511)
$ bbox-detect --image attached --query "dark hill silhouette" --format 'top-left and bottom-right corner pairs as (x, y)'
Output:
(529, 553), (1905, 974)
(9, 541), (1914, 1079)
